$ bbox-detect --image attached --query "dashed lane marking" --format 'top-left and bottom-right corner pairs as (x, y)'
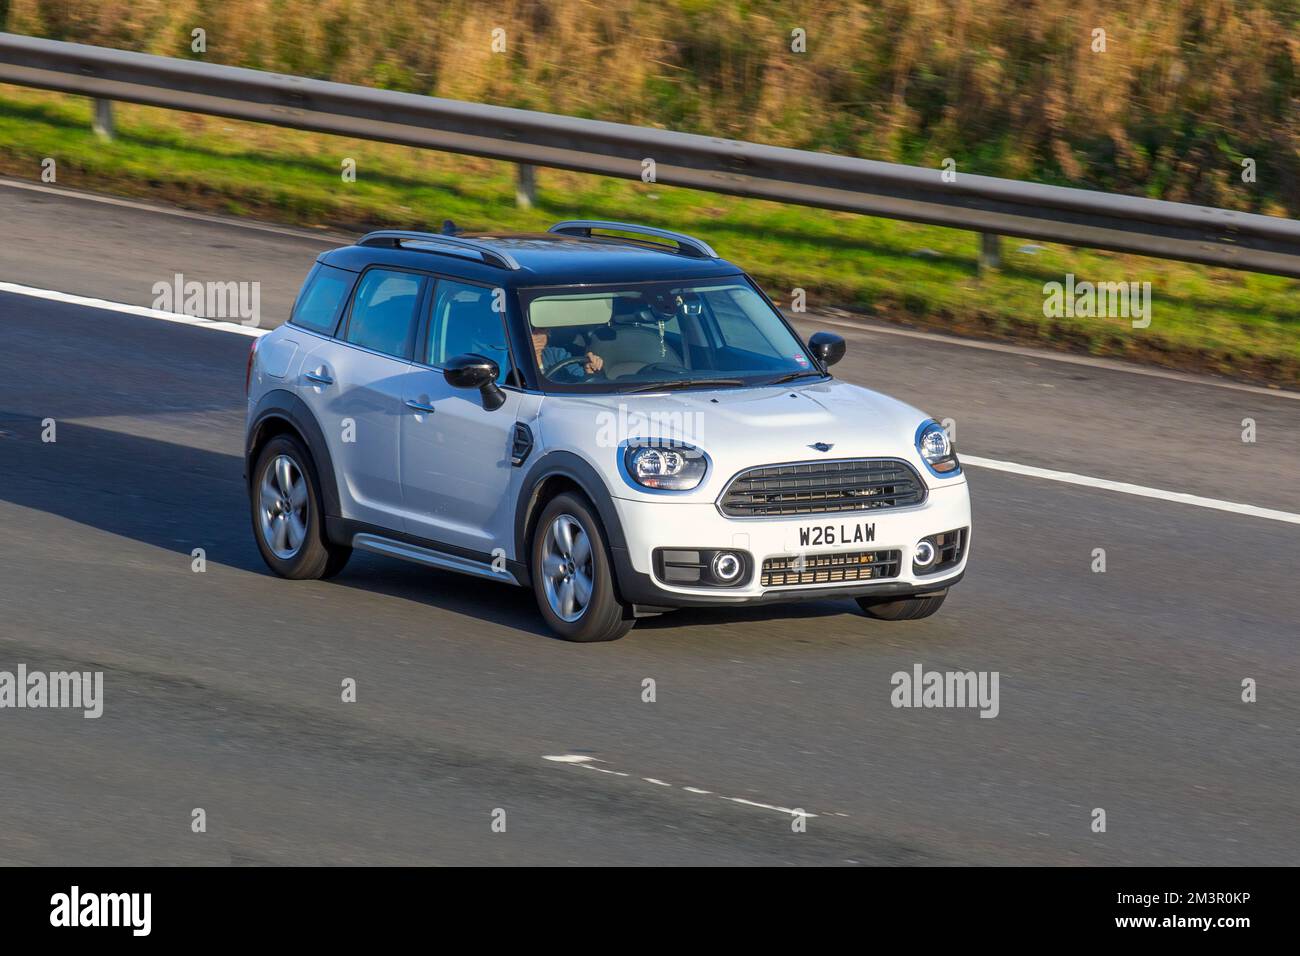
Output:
(543, 755), (822, 819)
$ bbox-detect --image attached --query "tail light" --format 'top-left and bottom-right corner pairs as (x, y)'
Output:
(245, 338), (259, 396)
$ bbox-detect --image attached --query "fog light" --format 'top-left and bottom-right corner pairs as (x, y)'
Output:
(913, 540), (937, 568)
(711, 551), (742, 583)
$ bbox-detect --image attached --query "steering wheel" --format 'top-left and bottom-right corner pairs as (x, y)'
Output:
(543, 354), (594, 378)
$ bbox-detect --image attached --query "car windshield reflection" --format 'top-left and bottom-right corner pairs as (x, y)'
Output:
(520, 279), (820, 391)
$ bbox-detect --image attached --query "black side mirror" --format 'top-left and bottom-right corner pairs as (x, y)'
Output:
(444, 353), (506, 411)
(808, 331), (846, 368)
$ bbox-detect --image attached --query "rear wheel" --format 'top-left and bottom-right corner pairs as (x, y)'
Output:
(531, 493), (634, 642)
(251, 434), (351, 580)
(856, 590), (947, 621)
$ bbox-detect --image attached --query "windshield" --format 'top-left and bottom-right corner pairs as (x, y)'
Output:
(519, 278), (821, 391)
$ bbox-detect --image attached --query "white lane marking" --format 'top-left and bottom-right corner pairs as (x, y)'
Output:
(582, 766), (630, 777)
(543, 755), (825, 819)
(6, 281), (1296, 526)
(807, 314), (1300, 401)
(962, 455), (1300, 526)
(726, 797), (815, 817)
(0, 282), (269, 337)
(0, 177), (349, 244)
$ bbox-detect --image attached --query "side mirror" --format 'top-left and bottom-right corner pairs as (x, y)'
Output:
(444, 353), (506, 411)
(808, 331), (846, 368)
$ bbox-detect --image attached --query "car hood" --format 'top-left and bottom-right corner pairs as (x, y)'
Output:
(537, 379), (954, 501)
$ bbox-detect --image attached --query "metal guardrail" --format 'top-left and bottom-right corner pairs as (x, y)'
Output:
(2, 32), (1299, 278)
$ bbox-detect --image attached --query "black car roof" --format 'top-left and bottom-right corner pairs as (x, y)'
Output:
(319, 231), (745, 287)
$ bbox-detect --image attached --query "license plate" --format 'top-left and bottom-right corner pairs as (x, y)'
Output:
(796, 521), (876, 548)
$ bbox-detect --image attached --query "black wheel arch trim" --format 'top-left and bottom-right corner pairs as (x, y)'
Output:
(514, 450), (628, 594)
(246, 389), (341, 518)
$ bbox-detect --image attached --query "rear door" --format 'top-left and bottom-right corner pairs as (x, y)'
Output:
(399, 278), (521, 555)
(297, 266), (427, 530)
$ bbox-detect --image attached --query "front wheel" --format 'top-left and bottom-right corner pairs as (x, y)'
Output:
(530, 493), (634, 642)
(856, 590), (947, 621)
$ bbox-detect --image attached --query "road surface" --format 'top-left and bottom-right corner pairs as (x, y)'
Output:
(0, 179), (1295, 865)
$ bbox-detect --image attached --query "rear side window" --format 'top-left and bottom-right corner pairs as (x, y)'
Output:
(290, 264), (354, 335)
(343, 268), (424, 359)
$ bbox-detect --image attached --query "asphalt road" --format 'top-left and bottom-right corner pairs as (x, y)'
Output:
(0, 180), (1296, 865)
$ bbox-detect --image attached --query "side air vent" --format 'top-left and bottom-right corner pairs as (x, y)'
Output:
(511, 423), (534, 467)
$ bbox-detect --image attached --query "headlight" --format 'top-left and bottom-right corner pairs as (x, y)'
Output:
(916, 420), (960, 476)
(625, 443), (708, 490)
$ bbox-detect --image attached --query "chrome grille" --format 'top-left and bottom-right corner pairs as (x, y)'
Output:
(719, 458), (925, 517)
(761, 549), (902, 587)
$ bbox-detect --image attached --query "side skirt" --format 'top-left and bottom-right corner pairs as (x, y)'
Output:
(326, 517), (527, 587)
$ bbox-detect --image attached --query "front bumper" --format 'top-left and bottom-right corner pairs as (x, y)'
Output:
(607, 482), (971, 609)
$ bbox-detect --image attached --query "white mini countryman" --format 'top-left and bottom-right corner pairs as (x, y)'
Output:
(245, 221), (971, 641)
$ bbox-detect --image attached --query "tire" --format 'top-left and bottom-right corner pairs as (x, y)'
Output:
(856, 590), (947, 621)
(250, 434), (351, 580)
(530, 492), (634, 642)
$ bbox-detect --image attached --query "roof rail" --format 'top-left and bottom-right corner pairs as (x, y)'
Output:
(357, 230), (521, 270)
(547, 220), (718, 259)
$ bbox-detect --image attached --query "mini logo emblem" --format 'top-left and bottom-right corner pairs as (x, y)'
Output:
(809, 442), (834, 452)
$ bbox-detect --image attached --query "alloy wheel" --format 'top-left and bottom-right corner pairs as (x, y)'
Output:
(540, 513), (593, 622)
(258, 454), (309, 559)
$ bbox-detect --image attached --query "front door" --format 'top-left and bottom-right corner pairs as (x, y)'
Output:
(399, 278), (520, 556)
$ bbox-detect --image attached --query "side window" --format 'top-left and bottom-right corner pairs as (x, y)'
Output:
(425, 280), (511, 384)
(290, 264), (354, 335)
(343, 268), (424, 359)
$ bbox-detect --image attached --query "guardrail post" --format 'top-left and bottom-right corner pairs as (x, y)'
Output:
(978, 232), (1002, 273)
(92, 98), (114, 140)
(515, 163), (537, 209)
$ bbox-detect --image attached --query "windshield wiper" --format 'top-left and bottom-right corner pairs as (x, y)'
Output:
(624, 378), (746, 393)
(766, 370), (827, 385)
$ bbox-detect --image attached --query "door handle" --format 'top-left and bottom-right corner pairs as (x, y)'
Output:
(304, 369), (334, 386)
(405, 399), (437, 413)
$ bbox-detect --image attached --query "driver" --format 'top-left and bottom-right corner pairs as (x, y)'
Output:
(531, 327), (604, 381)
